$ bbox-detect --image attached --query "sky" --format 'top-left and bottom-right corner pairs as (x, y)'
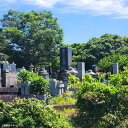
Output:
(0, 0), (128, 44)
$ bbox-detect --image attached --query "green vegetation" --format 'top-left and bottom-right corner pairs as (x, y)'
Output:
(109, 67), (128, 86)
(50, 92), (76, 105)
(0, 9), (128, 128)
(18, 70), (39, 82)
(70, 69), (128, 128)
(98, 54), (128, 72)
(67, 34), (128, 70)
(18, 70), (49, 96)
(0, 98), (73, 128)
(0, 9), (63, 77)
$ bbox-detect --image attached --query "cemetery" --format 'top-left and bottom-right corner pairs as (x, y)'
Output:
(0, 46), (127, 128)
(0, 9), (127, 128)
(0, 47), (120, 102)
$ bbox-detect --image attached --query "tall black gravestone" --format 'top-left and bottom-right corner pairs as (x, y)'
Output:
(60, 47), (72, 90)
(60, 47), (72, 72)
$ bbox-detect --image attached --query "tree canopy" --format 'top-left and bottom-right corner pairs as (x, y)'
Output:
(0, 9), (63, 70)
(0, 10), (128, 73)
(98, 54), (128, 72)
(69, 34), (128, 70)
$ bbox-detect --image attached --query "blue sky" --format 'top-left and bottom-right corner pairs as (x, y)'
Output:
(0, 0), (128, 44)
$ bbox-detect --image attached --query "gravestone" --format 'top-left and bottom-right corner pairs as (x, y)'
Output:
(49, 79), (58, 96)
(49, 79), (65, 96)
(60, 47), (72, 89)
(113, 63), (119, 74)
(1, 62), (17, 88)
(91, 64), (97, 73)
(0, 56), (18, 101)
(18, 81), (30, 96)
(58, 81), (65, 95)
(29, 64), (34, 72)
(86, 69), (96, 75)
(2, 70), (17, 88)
(77, 62), (85, 80)
(60, 47), (72, 72)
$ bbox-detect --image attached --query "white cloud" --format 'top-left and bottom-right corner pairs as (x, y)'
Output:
(62, 0), (128, 18)
(1, 0), (128, 18)
(2, 0), (16, 2)
(23, 0), (61, 8)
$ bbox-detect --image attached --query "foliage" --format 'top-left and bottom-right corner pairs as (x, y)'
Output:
(0, 9), (63, 71)
(50, 92), (76, 105)
(29, 76), (49, 95)
(109, 67), (128, 86)
(98, 54), (128, 72)
(82, 74), (95, 83)
(18, 70), (39, 82)
(68, 74), (81, 90)
(71, 72), (128, 128)
(0, 33), (9, 54)
(69, 34), (128, 70)
(58, 108), (77, 118)
(18, 70), (50, 96)
(0, 98), (73, 128)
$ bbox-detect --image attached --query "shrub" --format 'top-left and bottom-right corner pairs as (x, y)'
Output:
(75, 72), (128, 128)
(18, 70), (39, 82)
(18, 70), (50, 96)
(0, 98), (73, 128)
(29, 76), (49, 95)
(98, 54), (128, 72)
(50, 92), (76, 105)
(109, 67), (128, 86)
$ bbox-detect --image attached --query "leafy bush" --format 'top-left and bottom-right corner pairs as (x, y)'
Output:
(50, 92), (76, 105)
(98, 54), (128, 72)
(68, 74), (81, 89)
(0, 98), (73, 128)
(18, 70), (50, 96)
(74, 72), (128, 128)
(18, 70), (39, 82)
(29, 76), (49, 95)
(109, 67), (128, 86)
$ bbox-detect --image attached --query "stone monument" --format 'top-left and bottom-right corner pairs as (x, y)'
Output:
(91, 64), (97, 73)
(60, 47), (72, 73)
(77, 62), (85, 80)
(0, 53), (18, 102)
(38, 68), (49, 79)
(113, 63), (119, 74)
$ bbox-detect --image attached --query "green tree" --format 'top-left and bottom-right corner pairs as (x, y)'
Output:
(0, 9), (63, 70)
(69, 34), (128, 69)
(98, 54), (128, 72)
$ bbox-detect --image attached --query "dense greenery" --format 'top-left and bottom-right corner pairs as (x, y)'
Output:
(0, 9), (128, 128)
(72, 69), (128, 128)
(0, 98), (73, 128)
(49, 91), (76, 105)
(67, 34), (128, 70)
(18, 70), (49, 96)
(18, 70), (39, 82)
(1, 11), (128, 73)
(109, 67), (128, 86)
(0, 9), (63, 73)
(98, 54), (128, 72)
(1, 9), (128, 73)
